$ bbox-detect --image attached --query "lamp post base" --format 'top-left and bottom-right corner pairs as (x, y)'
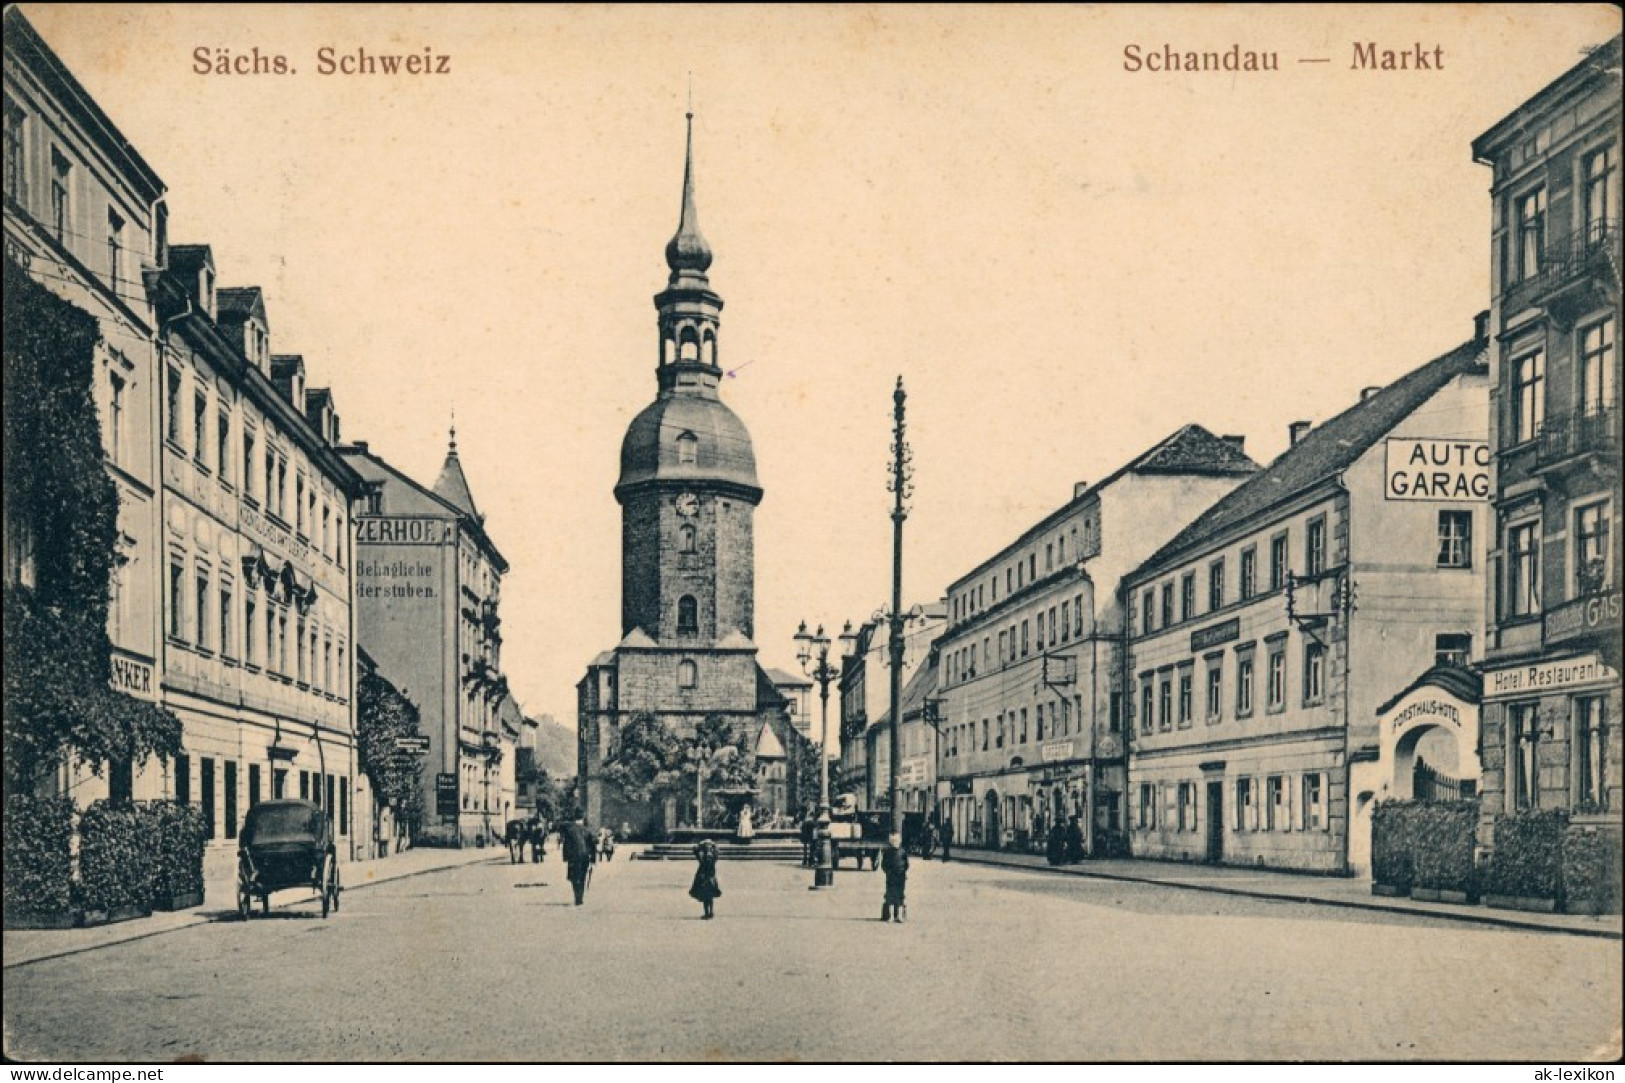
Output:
(810, 832), (836, 890)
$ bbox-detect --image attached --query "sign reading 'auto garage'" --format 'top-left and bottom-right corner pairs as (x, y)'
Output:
(1384, 439), (1490, 501)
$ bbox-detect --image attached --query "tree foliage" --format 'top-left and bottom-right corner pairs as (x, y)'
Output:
(2, 258), (181, 795)
(685, 715), (755, 791)
(356, 664), (424, 830)
(600, 712), (684, 805)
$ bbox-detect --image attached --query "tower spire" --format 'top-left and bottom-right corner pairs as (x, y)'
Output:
(665, 105), (712, 278)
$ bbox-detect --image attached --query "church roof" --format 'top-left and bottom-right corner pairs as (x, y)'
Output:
(615, 393), (760, 500)
(665, 112), (712, 280)
(618, 628), (658, 649)
(754, 722), (786, 760)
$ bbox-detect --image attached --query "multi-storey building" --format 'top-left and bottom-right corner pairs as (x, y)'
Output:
(1472, 38), (1621, 862)
(837, 604), (945, 811)
(867, 645), (941, 818)
(4, 8), (167, 798)
(147, 249), (368, 855)
(339, 434), (511, 846)
(1122, 334), (1489, 875)
(936, 427), (1259, 854)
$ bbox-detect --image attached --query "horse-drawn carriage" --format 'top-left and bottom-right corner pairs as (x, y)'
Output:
(237, 800), (341, 919)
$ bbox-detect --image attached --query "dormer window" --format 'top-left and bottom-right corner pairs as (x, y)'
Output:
(677, 432), (697, 465)
(199, 267), (215, 319)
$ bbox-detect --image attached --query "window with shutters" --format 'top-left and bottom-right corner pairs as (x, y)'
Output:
(1300, 773), (1327, 830)
(1138, 783), (1155, 830)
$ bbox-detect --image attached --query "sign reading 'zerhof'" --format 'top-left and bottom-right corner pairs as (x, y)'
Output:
(1384, 438), (1490, 501)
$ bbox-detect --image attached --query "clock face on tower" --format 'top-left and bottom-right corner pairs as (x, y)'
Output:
(674, 492), (699, 517)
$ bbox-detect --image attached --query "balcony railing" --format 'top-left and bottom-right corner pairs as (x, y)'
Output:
(1506, 218), (1620, 312)
(1537, 406), (1619, 468)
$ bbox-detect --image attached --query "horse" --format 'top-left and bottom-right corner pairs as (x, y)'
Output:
(503, 819), (531, 864)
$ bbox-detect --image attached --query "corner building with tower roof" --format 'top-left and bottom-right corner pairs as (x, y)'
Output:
(577, 117), (796, 835)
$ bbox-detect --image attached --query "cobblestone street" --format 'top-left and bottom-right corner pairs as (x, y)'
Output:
(4, 851), (1619, 1062)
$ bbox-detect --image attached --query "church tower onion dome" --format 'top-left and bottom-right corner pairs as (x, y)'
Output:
(615, 394), (759, 500)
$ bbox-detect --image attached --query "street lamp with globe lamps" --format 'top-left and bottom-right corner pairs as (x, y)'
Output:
(796, 619), (854, 888)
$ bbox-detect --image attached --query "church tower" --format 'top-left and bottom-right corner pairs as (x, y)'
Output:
(614, 112), (762, 646)
(578, 112), (794, 834)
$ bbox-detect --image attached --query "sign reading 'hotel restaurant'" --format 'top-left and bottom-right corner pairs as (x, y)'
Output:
(1383, 439), (1490, 501)
(1484, 654), (1618, 699)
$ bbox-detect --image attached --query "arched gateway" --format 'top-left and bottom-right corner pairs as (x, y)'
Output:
(1349, 664), (1482, 877)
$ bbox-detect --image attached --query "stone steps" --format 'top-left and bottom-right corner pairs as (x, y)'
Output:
(633, 843), (804, 862)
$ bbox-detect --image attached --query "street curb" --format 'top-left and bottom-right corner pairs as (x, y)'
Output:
(951, 853), (1624, 941)
(3, 854), (506, 971)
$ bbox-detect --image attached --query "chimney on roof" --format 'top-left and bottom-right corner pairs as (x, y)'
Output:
(1221, 434), (1246, 452)
(1074, 481), (1090, 500)
(1289, 420), (1312, 447)
(1473, 309), (1490, 343)
(1360, 387), (1382, 402)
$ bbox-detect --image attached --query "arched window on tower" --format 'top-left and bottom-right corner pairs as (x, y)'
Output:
(680, 524), (696, 553)
(701, 329), (716, 367)
(662, 333), (676, 366)
(677, 595), (698, 635)
(676, 431), (697, 465)
(678, 325), (700, 362)
(678, 659), (697, 689)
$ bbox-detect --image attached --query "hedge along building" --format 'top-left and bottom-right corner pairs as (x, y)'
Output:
(4, 8), (168, 798)
(934, 427), (1259, 856)
(576, 115), (795, 834)
(1121, 329), (1489, 876)
(338, 433), (510, 847)
(148, 252), (369, 858)
(1470, 37), (1621, 888)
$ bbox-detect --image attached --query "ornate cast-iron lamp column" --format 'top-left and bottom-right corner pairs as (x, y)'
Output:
(797, 620), (854, 888)
(886, 377), (913, 838)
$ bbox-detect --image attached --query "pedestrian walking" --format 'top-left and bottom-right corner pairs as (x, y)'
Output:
(598, 826), (616, 861)
(561, 817), (596, 906)
(939, 816), (953, 861)
(879, 832), (909, 923)
(689, 838), (722, 919)
(1065, 815), (1085, 864)
(800, 813), (816, 866)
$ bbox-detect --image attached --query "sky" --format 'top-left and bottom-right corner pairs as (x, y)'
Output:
(22, 4), (1622, 731)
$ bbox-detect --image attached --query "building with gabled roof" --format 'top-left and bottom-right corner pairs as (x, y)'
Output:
(936, 425), (1260, 856)
(1121, 323), (1489, 875)
(338, 431), (510, 846)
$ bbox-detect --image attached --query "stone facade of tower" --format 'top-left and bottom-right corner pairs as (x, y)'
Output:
(577, 118), (794, 835)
